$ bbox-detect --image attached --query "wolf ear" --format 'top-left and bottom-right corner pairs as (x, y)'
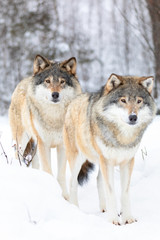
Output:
(60, 57), (77, 75)
(140, 76), (154, 93)
(33, 55), (51, 75)
(105, 74), (122, 93)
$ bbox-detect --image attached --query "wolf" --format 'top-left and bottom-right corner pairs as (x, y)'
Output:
(9, 55), (82, 198)
(63, 73), (156, 225)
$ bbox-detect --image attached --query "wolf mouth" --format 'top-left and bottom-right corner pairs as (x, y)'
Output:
(128, 121), (137, 125)
(51, 99), (60, 103)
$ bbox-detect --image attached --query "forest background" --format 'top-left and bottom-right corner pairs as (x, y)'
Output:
(0, 0), (160, 114)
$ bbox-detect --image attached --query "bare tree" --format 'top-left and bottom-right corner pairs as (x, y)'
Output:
(146, 0), (160, 98)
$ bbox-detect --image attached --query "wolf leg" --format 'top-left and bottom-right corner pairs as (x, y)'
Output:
(57, 144), (68, 200)
(12, 132), (29, 164)
(37, 139), (52, 175)
(32, 152), (39, 169)
(69, 153), (85, 206)
(120, 158), (137, 224)
(97, 169), (106, 212)
(99, 158), (120, 225)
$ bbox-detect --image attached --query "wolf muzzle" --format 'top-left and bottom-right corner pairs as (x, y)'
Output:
(52, 92), (60, 103)
(128, 114), (137, 125)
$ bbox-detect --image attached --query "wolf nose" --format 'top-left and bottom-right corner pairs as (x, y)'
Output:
(129, 114), (137, 124)
(52, 92), (59, 99)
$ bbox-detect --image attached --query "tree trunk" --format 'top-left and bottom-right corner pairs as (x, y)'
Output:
(146, 0), (160, 98)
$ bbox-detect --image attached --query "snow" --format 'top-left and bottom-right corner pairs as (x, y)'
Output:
(0, 115), (160, 240)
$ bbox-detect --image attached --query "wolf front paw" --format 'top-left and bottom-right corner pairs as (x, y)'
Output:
(62, 192), (69, 201)
(122, 215), (137, 225)
(100, 204), (106, 213)
(112, 219), (121, 226)
(69, 195), (79, 207)
(110, 218), (121, 225)
(108, 215), (121, 225)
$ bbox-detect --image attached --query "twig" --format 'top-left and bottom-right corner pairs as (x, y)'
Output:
(0, 140), (9, 164)
(16, 134), (22, 166)
(141, 147), (147, 161)
(25, 204), (37, 225)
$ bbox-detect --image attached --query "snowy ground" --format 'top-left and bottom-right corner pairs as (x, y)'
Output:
(0, 115), (160, 240)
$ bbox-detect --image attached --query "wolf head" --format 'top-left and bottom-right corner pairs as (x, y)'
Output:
(32, 55), (81, 104)
(102, 74), (156, 126)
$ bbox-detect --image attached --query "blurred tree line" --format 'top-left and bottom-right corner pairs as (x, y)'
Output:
(0, 0), (159, 114)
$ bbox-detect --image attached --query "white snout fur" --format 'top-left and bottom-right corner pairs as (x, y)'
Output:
(104, 104), (152, 127)
(35, 85), (75, 104)
(35, 85), (54, 101)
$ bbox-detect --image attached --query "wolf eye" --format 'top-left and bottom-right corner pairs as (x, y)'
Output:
(121, 98), (126, 103)
(137, 99), (142, 104)
(60, 79), (65, 84)
(45, 79), (50, 84)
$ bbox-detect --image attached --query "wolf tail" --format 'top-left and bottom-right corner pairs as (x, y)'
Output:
(77, 160), (94, 186)
(23, 138), (37, 166)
